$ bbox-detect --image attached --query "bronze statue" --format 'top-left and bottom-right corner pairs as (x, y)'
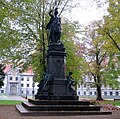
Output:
(46, 8), (61, 44)
(43, 71), (54, 87)
(67, 72), (75, 91)
(37, 71), (53, 91)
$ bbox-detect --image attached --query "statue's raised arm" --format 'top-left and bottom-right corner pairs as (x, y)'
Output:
(46, 8), (61, 44)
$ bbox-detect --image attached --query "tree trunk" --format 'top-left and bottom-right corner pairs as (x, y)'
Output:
(95, 50), (103, 100)
(96, 84), (103, 100)
(42, 2), (46, 72)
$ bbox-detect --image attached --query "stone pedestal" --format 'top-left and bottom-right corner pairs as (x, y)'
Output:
(35, 43), (78, 100)
(47, 43), (66, 79)
(16, 99), (112, 116)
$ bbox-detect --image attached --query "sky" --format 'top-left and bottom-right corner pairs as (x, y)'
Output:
(62, 0), (108, 25)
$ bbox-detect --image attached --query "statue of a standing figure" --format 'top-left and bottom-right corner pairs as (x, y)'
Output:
(46, 8), (61, 44)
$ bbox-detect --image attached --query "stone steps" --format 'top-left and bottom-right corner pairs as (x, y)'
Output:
(16, 105), (112, 116)
(22, 101), (101, 111)
(16, 99), (112, 116)
(28, 99), (90, 105)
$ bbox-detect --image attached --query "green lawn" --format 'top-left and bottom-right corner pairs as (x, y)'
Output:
(0, 99), (120, 107)
(0, 100), (22, 105)
(97, 100), (120, 106)
(114, 101), (120, 106)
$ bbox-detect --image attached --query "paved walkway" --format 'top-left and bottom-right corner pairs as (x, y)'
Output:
(0, 95), (27, 101)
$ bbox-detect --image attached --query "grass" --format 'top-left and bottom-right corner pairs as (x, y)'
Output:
(105, 101), (120, 106)
(114, 101), (120, 106)
(0, 100), (22, 105)
(96, 100), (120, 106)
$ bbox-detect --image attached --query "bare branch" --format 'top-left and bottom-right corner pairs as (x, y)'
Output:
(99, 52), (107, 65)
(59, 0), (69, 16)
(96, 22), (120, 51)
(26, 24), (39, 42)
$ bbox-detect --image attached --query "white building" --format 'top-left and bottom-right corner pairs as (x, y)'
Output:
(77, 75), (120, 99)
(1, 64), (120, 99)
(0, 64), (39, 97)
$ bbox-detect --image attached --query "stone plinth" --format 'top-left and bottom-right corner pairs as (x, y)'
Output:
(35, 43), (78, 100)
(47, 43), (66, 79)
(16, 99), (112, 116)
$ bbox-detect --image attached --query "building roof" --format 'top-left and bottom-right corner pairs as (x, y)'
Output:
(3, 64), (12, 73)
(3, 64), (33, 75)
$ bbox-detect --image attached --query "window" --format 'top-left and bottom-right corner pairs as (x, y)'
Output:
(27, 77), (29, 81)
(104, 92), (107, 96)
(1, 90), (4, 93)
(27, 84), (29, 87)
(94, 92), (96, 95)
(21, 78), (24, 81)
(16, 77), (18, 81)
(78, 91), (80, 95)
(84, 92), (86, 95)
(84, 84), (86, 88)
(110, 92), (112, 96)
(116, 92), (119, 96)
(21, 91), (23, 94)
(10, 77), (12, 80)
(21, 84), (24, 87)
(27, 91), (29, 94)
(90, 92), (92, 95)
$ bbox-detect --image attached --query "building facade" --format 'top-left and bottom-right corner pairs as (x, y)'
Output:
(77, 75), (120, 99)
(0, 64), (38, 97)
(1, 64), (120, 99)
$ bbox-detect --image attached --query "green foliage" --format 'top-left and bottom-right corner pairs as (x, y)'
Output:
(97, 0), (120, 52)
(102, 55), (120, 89)
(0, 0), (82, 83)
(93, 0), (120, 90)
(61, 20), (83, 83)
(79, 14), (120, 99)
(79, 0), (120, 100)
(30, 50), (44, 82)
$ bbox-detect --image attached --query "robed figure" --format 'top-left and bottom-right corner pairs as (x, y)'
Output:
(46, 8), (61, 44)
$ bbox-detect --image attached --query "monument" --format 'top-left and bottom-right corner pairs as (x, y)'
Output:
(35, 8), (78, 100)
(16, 8), (112, 116)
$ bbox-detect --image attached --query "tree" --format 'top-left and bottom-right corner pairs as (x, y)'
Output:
(96, 0), (120, 52)
(76, 22), (120, 100)
(62, 20), (83, 82)
(0, 0), (82, 82)
(76, 0), (120, 100)
(92, 0), (120, 100)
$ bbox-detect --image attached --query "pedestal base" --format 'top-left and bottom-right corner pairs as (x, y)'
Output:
(35, 79), (78, 100)
(35, 43), (78, 100)
(16, 99), (112, 116)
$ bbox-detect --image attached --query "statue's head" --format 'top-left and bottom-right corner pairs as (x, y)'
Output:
(69, 72), (73, 76)
(54, 8), (58, 16)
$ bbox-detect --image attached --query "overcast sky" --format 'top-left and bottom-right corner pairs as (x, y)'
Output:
(62, 0), (108, 25)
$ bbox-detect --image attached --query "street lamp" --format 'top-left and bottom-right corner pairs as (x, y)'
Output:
(26, 88), (28, 99)
(32, 81), (35, 99)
